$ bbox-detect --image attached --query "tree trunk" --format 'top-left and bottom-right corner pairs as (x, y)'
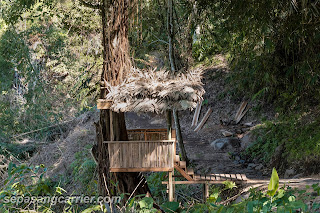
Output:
(167, 0), (176, 72)
(186, 0), (196, 64)
(94, 0), (150, 201)
(166, 0), (188, 164)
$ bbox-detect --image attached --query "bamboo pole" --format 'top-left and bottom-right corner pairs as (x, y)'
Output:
(173, 109), (188, 164)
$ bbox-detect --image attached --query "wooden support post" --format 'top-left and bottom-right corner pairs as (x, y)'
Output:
(168, 171), (174, 201)
(166, 110), (172, 140)
(203, 183), (209, 202)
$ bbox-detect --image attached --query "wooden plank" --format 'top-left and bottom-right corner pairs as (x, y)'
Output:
(129, 142), (133, 168)
(97, 99), (112, 109)
(127, 128), (167, 132)
(230, 174), (237, 180)
(174, 164), (193, 181)
(104, 140), (175, 144)
(109, 111), (114, 141)
(179, 161), (186, 169)
(174, 155), (180, 163)
(172, 129), (176, 140)
(236, 174), (242, 180)
(162, 180), (244, 184)
(194, 108), (213, 132)
(234, 101), (247, 121)
(110, 167), (173, 172)
(192, 101), (202, 127)
(187, 168), (194, 176)
(240, 174), (248, 181)
(235, 101), (248, 124)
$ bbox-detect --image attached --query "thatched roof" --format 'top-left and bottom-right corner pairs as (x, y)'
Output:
(104, 68), (205, 114)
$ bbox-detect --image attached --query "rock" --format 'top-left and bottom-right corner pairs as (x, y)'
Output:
(240, 132), (254, 150)
(255, 164), (264, 170)
(244, 122), (253, 127)
(247, 163), (256, 169)
(235, 129), (243, 134)
(292, 173), (303, 179)
(221, 130), (233, 137)
(241, 127), (251, 132)
(235, 193), (250, 203)
(239, 159), (245, 164)
(284, 169), (295, 178)
(210, 138), (241, 150)
(235, 155), (241, 161)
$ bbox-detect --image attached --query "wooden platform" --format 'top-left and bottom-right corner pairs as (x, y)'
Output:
(162, 173), (248, 184)
(104, 127), (248, 202)
(105, 128), (176, 173)
(162, 156), (248, 201)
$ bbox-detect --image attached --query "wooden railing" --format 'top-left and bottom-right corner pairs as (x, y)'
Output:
(105, 128), (176, 172)
(127, 128), (176, 141)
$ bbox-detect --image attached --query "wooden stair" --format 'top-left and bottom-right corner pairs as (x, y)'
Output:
(166, 155), (249, 202)
(174, 155), (195, 180)
(172, 155), (247, 184)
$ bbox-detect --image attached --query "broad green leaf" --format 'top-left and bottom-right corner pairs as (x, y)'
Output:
(247, 201), (253, 213)
(161, 201), (179, 213)
(277, 189), (285, 199)
(267, 168), (279, 197)
(138, 197), (153, 209)
(223, 181), (237, 190)
(288, 196), (295, 202)
(56, 186), (67, 195)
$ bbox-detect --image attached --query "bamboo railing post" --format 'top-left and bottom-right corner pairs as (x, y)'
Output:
(168, 171), (174, 202)
(203, 183), (209, 202)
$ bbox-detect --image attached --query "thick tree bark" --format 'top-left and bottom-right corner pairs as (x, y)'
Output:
(94, 0), (150, 201)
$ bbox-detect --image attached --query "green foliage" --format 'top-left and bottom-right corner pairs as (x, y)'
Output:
(0, 163), (107, 213)
(69, 149), (97, 194)
(267, 168), (279, 197)
(161, 201), (179, 213)
(0, 142), (36, 160)
(244, 112), (320, 173)
(0, 0), (101, 140)
(0, 163), (58, 212)
(0, 0), (37, 24)
(146, 172), (167, 203)
(195, 0), (320, 110)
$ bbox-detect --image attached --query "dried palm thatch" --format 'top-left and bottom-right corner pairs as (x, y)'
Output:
(104, 68), (205, 114)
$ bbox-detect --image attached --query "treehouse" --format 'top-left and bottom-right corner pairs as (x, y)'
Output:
(98, 68), (247, 201)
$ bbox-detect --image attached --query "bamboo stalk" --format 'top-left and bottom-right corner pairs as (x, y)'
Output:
(173, 109), (188, 164)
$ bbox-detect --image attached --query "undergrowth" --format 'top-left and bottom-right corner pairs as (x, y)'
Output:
(244, 111), (320, 175)
(2, 164), (320, 212)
